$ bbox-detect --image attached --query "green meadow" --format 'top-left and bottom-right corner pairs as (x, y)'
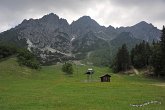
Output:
(0, 58), (165, 110)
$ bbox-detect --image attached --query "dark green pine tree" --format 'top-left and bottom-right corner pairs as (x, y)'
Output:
(151, 26), (165, 77)
(160, 26), (165, 75)
(131, 41), (151, 68)
(130, 48), (135, 66)
(113, 44), (130, 72)
(145, 42), (151, 66)
(150, 43), (162, 77)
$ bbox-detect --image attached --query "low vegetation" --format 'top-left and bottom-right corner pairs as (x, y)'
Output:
(0, 44), (17, 59)
(0, 45), (40, 69)
(0, 58), (165, 110)
(17, 49), (41, 69)
(62, 62), (73, 74)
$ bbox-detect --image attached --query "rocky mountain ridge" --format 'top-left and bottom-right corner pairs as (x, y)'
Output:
(0, 13), (161, 64)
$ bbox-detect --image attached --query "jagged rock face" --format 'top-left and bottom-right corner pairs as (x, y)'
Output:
(0, 29), (27, 47)
(0, 13), (162, 64)
(95, 22), (161, 42)
(117, 21), (161, 42)
(17, 13), (71, 52)
(13, 13), (72, 64)
(19, 13), (70, 33)
(101, 25), (119, 40)
(70, 16), (106, 37)
(110, 32), (142, 50)
(72, 31), (109, 53)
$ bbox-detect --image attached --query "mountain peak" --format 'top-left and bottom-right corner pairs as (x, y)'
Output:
(107, 25), (115, 30)
(45, 13), (58, 17)
(135, 21), (153, 27)
(116, 20), (161, 42)
(73, 15), (95, 24)
(21, 19), (28, 24)
(70, 15), (103, 36)
(41, 13), (59, 21)
(79, 16), (91, 20)
(139, 21), (148, 24)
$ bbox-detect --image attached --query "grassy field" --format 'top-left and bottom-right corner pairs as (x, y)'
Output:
(0, 58), (165, 110)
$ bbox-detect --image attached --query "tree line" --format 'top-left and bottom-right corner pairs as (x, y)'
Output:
(0, 44), (40, 69)
(112, 26), (165, 78)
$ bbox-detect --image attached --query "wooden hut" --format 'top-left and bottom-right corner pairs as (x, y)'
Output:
(100, 74), (111, 82)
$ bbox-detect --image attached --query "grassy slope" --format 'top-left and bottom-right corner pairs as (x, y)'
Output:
(0, 58), (165, 110)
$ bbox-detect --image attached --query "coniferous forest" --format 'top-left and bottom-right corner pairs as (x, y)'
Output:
(112, 26), (165, 78)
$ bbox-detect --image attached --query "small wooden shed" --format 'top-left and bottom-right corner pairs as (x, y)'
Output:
(100, 74), (111, 82)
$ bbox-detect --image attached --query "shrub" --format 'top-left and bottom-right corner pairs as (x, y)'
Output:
(0, 44), (17, 59)
(62, 62), (73, 74)
(17, 49), (41, 69)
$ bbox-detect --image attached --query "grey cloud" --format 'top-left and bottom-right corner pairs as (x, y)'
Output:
(0, 0), (97, 31)
(0, 0), (165, 32)
(110, 0), (165, 7)
(0, 0), (97, 14)
(104, 0), (165, 27)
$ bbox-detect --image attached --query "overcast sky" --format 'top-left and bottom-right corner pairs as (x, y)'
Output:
(0, 0), (165, 32)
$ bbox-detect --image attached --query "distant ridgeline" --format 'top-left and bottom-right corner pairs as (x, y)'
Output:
(0, 13), (161, 65)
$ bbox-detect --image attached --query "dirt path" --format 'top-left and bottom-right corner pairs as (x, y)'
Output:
(151, 83), (165, 87)
(132, 66), (140, 75)
(87, 51), (92, 59)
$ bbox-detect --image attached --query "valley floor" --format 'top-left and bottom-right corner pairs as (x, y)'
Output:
(0, 58), (165, 110)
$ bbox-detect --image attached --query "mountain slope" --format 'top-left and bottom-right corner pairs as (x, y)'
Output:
(0, 13), (162, 64)
(0, 13), (73, 64)
(100, 25), (119, 40)
(72, 31), (109, 53)
(70, 16), (105, 37)
(0, 29), (27, 48)
(17, 13), (71, 52)
(110, 32), (142, 50)
(117, 21), (161, 42)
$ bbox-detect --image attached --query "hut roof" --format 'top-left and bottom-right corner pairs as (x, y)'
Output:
(99, 74), (111, 78)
